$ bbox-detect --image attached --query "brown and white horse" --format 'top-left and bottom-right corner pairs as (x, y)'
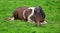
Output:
(6, 6), (47, 27)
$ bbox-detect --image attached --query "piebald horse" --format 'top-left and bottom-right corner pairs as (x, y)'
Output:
(6, 6), (47, 27)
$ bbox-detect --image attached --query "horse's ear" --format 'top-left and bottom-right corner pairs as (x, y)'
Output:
(35, 6), (43, 12)
(35, 6), (42, 10)
(34, 7), (40, 13)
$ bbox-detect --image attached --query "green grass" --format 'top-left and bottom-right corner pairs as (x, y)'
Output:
(0, 0), (60, 33)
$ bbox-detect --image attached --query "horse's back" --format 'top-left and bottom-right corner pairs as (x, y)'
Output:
(14, 7), (28, 20)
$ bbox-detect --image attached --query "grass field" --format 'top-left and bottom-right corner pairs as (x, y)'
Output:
(0, 0), (60, 33)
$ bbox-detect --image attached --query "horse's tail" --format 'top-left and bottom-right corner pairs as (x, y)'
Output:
(4, 16), (14, 21)
(4, 10), (18, 21)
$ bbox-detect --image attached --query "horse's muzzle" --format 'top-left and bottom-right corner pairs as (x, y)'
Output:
(36, 21), (41, 27)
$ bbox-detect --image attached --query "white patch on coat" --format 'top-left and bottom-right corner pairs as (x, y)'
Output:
(41, 21), (47, 24)
(27, 7), (35, 22)
(23, 10), (26, 19)
(23, 7), (35, 22)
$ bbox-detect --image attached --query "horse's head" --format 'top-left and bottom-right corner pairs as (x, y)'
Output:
(34, 6), (46, 27)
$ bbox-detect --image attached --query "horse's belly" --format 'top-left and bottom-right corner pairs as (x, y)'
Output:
(17, 11), (24, 20)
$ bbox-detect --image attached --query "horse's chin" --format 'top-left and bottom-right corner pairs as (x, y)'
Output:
(36, 21), (41, 27)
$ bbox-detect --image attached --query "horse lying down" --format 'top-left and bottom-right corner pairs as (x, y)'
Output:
(6, 6), (47, 27)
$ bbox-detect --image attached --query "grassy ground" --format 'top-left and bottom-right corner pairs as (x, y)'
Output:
(0, 0), (60, 33)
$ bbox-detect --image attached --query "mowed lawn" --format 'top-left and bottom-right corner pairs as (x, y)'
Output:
(0, 0), (60, 33)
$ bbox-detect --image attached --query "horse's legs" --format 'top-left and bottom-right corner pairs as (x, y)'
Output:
(9, 17), (14, 21)
(5, 16), (14, 21)
(5, 11), (18, 21)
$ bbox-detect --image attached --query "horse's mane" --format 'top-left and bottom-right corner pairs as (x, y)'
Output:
(36, 6), (46, 19)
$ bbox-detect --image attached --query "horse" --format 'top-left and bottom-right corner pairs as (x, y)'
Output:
(5, 6), (47, 27)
